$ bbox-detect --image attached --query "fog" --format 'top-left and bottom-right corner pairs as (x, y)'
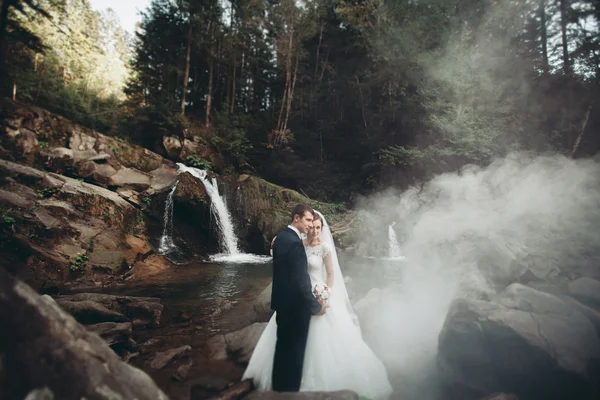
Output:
(350, 152), (600, 398)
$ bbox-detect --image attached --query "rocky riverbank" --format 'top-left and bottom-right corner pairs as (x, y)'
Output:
(0, 98), (350, 290)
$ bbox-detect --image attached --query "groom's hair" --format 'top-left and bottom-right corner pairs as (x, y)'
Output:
(291, 203), (314, 222)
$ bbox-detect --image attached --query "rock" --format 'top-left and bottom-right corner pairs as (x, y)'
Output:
(43, 147), (73, 160)
(108, 167), (152, 192)
(233, 174), (348, 253)
(190, 375), (230, 393)
(174, 171), (209, 204)
(24, 387), (55, 400)
(125, 235), (152, 257)
(131, 254), (172, 279)
(57, 293), (163, 327)
(87, 250), (127, 273)
(87, 153), (111, 162)
(205, 379), (253, 400)
(87, 322), (132, 346)
(478, 394), (519, 400)
(0, 267), (168, 400)
(78, 161), (118, 185)
(437, 283), (600, 400)
(69, 129), (96, 151)
(55, 299), (129, 324)
(180, 138), (222, 169)
(148, 165), (178, 193)
(2, 180), (38, 201)
(568, 277), (600, 310)
(172, 361), (192, 381)
(141, 338), (164, 347)
(72, 149), (99, 162)
(15, 128), (39, 158)
(224, 322), (268, 363)
(37, 199), (81, 219)
(206, 334), (228, 360)
(0, 159), (63, 188)
(245, 390), (359, 399)
(0, 188), (34, 209)
(150, 345), (192, 369)
(253, 282), (273, 321)
(162, 135), (182, 158)
(32, 208), (63, 230)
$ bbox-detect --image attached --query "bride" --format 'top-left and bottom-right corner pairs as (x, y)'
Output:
(243, 211), (393, 399)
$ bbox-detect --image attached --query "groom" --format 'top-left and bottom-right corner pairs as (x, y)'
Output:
(271, 204), (326, 392)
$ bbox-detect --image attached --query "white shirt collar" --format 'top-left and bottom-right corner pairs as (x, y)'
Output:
(287, 225), (302, 239)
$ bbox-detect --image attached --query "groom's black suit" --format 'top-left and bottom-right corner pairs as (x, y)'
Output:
(271, 227), (321, 392)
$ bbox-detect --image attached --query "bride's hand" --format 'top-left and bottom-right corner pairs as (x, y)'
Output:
(316, 299), (328, 316)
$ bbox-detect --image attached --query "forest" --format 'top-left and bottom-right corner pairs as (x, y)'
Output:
(1, 0), (599, 201)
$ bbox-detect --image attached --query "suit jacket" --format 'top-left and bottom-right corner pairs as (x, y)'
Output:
(271, 227), (321, 315)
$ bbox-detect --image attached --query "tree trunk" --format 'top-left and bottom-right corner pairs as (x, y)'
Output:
(355, 75), (374, 158)
(206, 51), (214, 128)
(181, 24), (192, 116)
(539, 0), (549, 74)
(310, 22), (325, 113)
(230, 63), (236, 113)
(283, 53), (299, 131)
(559, 0), (570, 75)
(570, 96), (595, 157)
(0, 0), (13, 67)
(277, 30), (294, 131)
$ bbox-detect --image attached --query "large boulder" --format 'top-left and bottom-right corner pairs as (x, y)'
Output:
(253, 282), (273, 321)
(55, 293), (163, 327)
(207, 322), (268, 363)
(0, 268), (168, 400)
(231, 174), (348, 253)
(246, 390), (359, 399)
(437, 283), (600, 400)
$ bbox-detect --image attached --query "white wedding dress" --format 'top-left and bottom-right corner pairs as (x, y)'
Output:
(242, 213), (393, 399)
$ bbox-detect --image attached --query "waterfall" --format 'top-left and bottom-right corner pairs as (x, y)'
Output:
(158, 182), (179, 255)
(177, 163), (240, 254)
(388, 223), (405, 260)
(177, 163), (270, 263)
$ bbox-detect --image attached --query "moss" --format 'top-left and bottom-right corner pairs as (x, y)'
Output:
(238, 175), (348, 248)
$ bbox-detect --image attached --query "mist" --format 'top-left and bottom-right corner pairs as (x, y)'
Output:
(350, 152), (600, 399)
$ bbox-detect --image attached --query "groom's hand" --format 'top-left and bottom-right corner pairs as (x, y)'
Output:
(316, 299), (327, 316)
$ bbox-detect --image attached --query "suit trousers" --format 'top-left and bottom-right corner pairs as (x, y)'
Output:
(272, 308), (312, 392)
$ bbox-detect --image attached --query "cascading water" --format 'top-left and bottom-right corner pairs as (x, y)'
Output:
(176, 163), (270, 263)
(388, 223), (404, 260)
(158, 182), (179, 255)
(177, 164), (240, 255)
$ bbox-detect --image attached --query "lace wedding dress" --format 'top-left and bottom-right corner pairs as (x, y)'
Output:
(242, 214), (393, 399)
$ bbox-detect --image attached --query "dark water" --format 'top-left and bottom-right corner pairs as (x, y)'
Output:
(103, 261), (272, 301)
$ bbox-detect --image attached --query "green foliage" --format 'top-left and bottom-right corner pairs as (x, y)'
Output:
(69, 253), (88, 273)
(1, 211), (17, 233)
(118, 104), (187, 147)
(142, 197), (152, 208)
(212, 111), (253, 161)
(185, 155), (213, 170)
(3, 0), (600, 202)
(2, 0), (131, 133)
(37, 187), (58, 199)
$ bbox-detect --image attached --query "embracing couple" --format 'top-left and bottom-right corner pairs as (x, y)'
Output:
(243, 204), (393, 399)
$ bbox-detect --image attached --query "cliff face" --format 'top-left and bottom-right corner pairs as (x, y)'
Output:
(0, 99), (181, 289)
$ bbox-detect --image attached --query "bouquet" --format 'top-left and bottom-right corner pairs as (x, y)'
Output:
(313, 282), (331, 303)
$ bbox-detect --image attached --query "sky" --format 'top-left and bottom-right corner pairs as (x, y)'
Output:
(89, 0), (151, 34)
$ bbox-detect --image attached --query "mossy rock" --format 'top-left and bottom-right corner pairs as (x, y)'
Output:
(234, 174), (347, 252)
